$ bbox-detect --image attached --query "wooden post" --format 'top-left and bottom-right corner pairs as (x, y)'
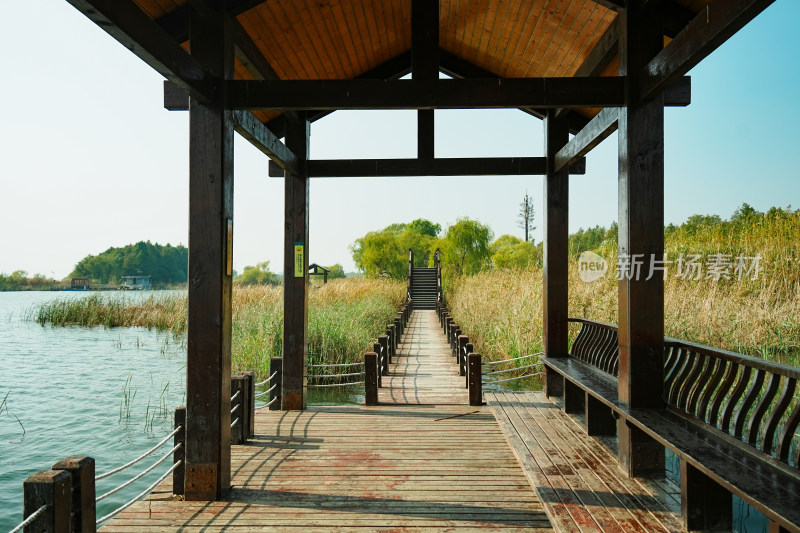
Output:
(239, 371), (255, 438)
(373, 342), (383, 387)
(51, 457), (95, 532)
(173, 406), (186, 496)
(465, 342), (474, 388)
(681, 460), (732, 531)
(412, 0), (438, 158)
(378, 335), (389, 374)
(407, 249), (414, 300)
(385, 327), (394, 364)
(270, 357), (283, 411)
(564, 380), (585, 414)
(468, 353), (482, 406)
(458, 335), (468, 376)
(397, 312), (404, 336)
(617, 1), (666, 477)
(186, 8), (234, 501)
(586, 394), (616, 436)
(230, 376), (245, 444)
(23, 470), (71, 533)
(388, 324), (397, 355)
(394, 317), (402, 344)
(283, 112), (310, 411)
(365, 352), (379, 405)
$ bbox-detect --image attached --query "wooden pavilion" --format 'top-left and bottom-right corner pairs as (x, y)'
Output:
(65, 0), (776, 505)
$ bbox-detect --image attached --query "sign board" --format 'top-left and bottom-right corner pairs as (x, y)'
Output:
(294, 243), (304, 278)
(226, 219), (233, 276)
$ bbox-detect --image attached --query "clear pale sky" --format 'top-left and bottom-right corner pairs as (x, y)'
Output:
(1, 1), (797, 278)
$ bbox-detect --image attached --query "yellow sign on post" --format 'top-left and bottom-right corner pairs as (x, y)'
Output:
(294, 243), (304, 278)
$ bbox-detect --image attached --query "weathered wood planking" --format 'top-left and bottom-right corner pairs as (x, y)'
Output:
(102, 310), (550, 531)
(487, 391), (683, 533)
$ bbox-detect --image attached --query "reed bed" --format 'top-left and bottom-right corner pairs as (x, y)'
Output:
(29, 278), (406, 376)
(447, 211), (800, 369)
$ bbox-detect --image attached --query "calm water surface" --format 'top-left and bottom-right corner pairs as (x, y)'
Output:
(0, 291), (186, 530)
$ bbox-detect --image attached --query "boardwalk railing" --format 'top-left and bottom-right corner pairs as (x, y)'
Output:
(542, 317), (800, 532)
(364, 300), (412, 405)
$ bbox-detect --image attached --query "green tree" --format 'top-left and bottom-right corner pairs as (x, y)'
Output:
(731, 202), (760, 222)
(239, 261), (279, 285)
(439, 218), (493, 276)
(70, 241), (187, 285)
(351, 220), (440, 279)
(326, 263), (346, 279)
(491, 235), (539, 269)
(408, 218), (441, 238)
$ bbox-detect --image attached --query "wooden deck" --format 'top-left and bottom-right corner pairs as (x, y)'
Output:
(487, 391), (682, 532)
(102, 310), (551, 531)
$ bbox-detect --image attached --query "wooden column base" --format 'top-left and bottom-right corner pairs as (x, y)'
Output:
(586, 394), (616, 436)
(618, 419), (663, 477)
(543, 366), (564, 398)
(681, 460), (732, 531)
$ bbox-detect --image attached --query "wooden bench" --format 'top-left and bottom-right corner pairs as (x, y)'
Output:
(541, 318), (800, 532)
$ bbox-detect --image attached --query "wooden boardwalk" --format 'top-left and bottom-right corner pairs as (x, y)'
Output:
(103, 310), (552, 531)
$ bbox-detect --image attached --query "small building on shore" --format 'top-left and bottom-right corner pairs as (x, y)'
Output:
(70, 277), (90, 290)
(120, 275), (152, 290)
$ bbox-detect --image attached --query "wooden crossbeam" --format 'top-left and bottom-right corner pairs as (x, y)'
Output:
(155, 0), (265, 43)
(640, 0), (775, 99)
(589, 0), (625, 12)
(555, 108), (619, 173)
(266, 157), (586, 178)
(231, 110), (298, 174)
(227, 77), (626, 110)
(65, 0), (211, 102)
(554, 76), (690, 172)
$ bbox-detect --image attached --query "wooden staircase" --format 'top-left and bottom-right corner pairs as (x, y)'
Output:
(410, 267), (437, 309)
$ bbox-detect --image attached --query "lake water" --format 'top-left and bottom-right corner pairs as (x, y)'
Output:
(0, 291), (768, 531)
(0, 291), (187, 531)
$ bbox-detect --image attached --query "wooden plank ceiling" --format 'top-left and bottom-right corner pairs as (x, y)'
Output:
(133, 0), (707, 123)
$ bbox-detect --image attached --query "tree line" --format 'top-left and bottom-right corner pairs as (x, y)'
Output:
(71, 241), (188, 286)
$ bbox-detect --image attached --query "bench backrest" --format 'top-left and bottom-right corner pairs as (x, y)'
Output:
(664, 339), (800, 470)
(569, 318), (800, 470)
(568, 318), (619, 376)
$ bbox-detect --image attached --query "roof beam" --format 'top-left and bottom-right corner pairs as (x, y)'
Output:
(65, 0), (211, 102)
(412, 0), (439, 158)
(589, 0), (625, 12)
(231, 110), (298, 174)
(155, 0), (266, 43)
(227, 77), (627, 110)
(640, 0), (775, 99)
(267, 157), (586, 178)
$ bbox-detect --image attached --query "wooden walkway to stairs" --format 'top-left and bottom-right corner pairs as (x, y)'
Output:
(103, 310), (681, 531)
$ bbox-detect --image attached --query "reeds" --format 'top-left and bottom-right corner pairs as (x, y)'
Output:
(29, 278), (406, 376)
(447, 210), (800, 367)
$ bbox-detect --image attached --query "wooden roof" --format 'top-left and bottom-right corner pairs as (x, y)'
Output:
(131, 0), (710, 125)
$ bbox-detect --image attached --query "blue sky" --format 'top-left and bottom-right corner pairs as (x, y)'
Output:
(0, 1), (797, 278)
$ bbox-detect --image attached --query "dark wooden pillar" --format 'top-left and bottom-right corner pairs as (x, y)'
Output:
(282, 112), (310, 410)
(543, 110), (570, 396)
(617, 1), (666, 477)
(185, 9), (234, 501)
(412, 0), (438, 158)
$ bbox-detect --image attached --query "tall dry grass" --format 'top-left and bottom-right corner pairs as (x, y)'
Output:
(30, 278), (406, 376)
(447, 210), (800, 366)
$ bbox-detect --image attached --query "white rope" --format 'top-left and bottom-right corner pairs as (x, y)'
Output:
(483, 372), (544, 384)
(254, 371), (278, 387)
(96, 461), (181, 526)
(307, 381), (365, 388)
(230, 403), (240, 415)
(306, 371), (365, 379)
(9, 505), (48, 533)
(254, 382), (277, 398)
(96, 426), (181, 480)
(230, 390), (241, 402)
(255, 396), (278, 410)
(483, 353), (543, 366)
(96, 443), (182, 503)
(483, 363), (543, 376)
(307, 362), (364, 368)
(231, 417), (240, 428)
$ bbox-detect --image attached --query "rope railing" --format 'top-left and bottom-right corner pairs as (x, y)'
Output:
(483, 362), (543, 376)
(231, 417), (240, 428)
(9, 504), (47, 533)
(255, 396), (279, 410)
(254, 382), (277, 398)
(231, 403), (240, 415)
(96, 443), (182, 503)
(482, 352), (543, 366)
(96, 460), (182, 526)
(254, 371), (278, 387)
(308, 380), (366, 388)
(306, 371), (366, 379)
(483, 372), (544, 384)
(307, 361), (365, 368)
(96, 426), (181, 481)
(230, 390), (241, 402)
